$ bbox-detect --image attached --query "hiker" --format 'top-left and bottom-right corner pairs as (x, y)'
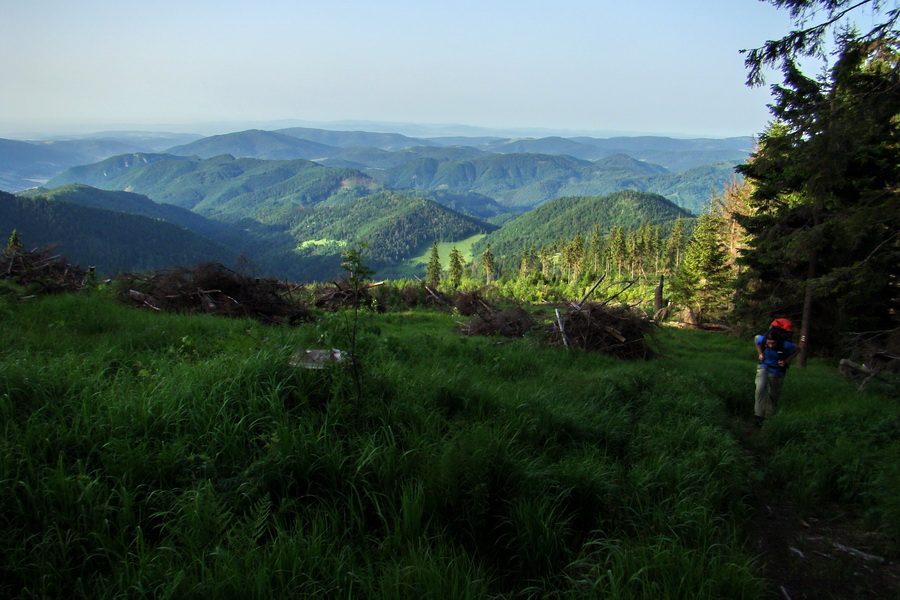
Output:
(754, 318), (798, 427)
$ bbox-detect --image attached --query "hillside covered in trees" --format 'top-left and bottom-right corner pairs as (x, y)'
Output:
(0, 191), (240, 275)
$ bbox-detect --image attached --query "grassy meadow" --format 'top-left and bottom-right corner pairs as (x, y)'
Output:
(1, 290), (897, 599)
(409, 235), (486, 267)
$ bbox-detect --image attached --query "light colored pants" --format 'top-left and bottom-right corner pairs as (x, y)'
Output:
(755, 365), (785, 419)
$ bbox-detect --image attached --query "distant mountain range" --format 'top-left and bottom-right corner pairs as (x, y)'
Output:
(1, 124), (749, 281)
(4, 181), (495, 281)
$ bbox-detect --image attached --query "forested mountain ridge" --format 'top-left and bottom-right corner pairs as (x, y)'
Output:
(0, 138), (147, 192)
(166, 129), (339, 160)
(317, 145), (491, 171)
(18, 184), (236, 242)
(371, 151), (737, 212)
(3, 125), (750, 282)
(288, 191), (497, 278)
(4, 182), (497, 282)
(477, 190), (692, 265)
(275, 127), (436, 151)
(48, 154), (384, 220)
(371, 153), (597, 209)
(0, 190), (239, 275)
(47, 153), (196, 189)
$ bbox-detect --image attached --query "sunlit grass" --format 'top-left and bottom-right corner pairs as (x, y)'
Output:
(408, 233), (486, 265)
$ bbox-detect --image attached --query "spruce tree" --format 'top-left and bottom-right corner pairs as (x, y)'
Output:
(481, 243), (495, 284)
(449, 246), (464, 288)
(606, 226), (626, 278)
(426, 241), (441, 288)
(663, 217), (688, 274)
(670, 212), (733, 324)
(736, 35), (900, 355)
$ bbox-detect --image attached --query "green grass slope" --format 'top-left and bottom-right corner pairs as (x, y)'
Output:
(2, 293), (895, 598)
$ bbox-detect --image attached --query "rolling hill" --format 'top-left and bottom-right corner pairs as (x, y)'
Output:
(18, 184), (237, 242)
(476, 190), (694, 264)
(8, 180), (499, 282)
(165, 129), (339, 160)
(369, 151), (733, 212)
(275, 127), (436, 150)
(0, 190), (240, 276)
(47, 154), (384, 220)
(288, 190), (498, 279)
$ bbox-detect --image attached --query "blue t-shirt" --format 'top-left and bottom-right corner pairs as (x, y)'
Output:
(756, 335), (797, 377)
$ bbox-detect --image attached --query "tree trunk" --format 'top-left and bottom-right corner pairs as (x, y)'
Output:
(654, 275), (665, 314)
(798, 208), (821, 368)
(798, 254), (815, 367)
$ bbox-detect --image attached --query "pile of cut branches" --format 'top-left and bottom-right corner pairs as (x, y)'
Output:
(548, 302), (655, 359)
(453, 290), (495, 317)
(838, 327), (900, 394)
(1, 247), (86, 294)
(399, 284), (423, 307)
(423, 285), (449, 308)
(458, 306), (535, 338)
(116, 262), (313, 324)
(314, 279), (382, 312)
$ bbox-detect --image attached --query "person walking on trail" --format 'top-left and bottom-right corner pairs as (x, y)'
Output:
(754, 318), (799, 428)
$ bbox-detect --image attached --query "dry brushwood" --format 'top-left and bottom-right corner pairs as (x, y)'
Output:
(424, 285), (449, 307)
(1, 247), (86, 294)
(314, 278), (374, 312)
(838, 328), (900, 393)
(453, 290), (495, 317)
(115, 262), (314, 324)
(458, 307), (535, 338)
(399, 284), (422, 307)
(547, 302), (655, 359)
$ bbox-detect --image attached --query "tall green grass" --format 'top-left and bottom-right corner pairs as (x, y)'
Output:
(1, 292), (895, 598)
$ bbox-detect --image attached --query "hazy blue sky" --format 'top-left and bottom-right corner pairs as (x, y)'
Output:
(1, 1), (814, 138)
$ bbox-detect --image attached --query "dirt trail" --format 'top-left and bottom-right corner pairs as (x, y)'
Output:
(737, 422), (900, 599)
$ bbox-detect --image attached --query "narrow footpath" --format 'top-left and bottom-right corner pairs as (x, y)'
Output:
(735, 420), (900, 599)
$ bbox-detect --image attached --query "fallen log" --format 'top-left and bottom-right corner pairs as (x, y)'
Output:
(833, 542), (887, 564)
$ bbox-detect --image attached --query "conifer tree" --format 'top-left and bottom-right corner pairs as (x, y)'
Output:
(426, 241), (441, 288)
(737, 35), (900, 357)
(606, 226), (626, 278)
(740, 0), (899, 363)
(539, 246), (554, 277)
(481, 243), (495, 284)
(449, 246), (464, 288)
(670, 212), (733, 324)
(663, 217), (688, 274)
(588, 224), (605, 276)
(567, 234), (586, 284)
(4, 229), (23, 255)
(518, 244), (539, 279)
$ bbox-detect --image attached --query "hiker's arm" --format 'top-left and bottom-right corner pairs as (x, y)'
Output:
(781, 345), (799, 367)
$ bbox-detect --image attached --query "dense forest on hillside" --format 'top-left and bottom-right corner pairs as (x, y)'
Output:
(289, 191), (495, 267)
(477, 190), (692, 266)
(19, 184), (233, 241)
(0, 191), (239, 274)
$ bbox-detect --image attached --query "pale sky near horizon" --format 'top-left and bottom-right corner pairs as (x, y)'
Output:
(0, 0), (849, 139)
